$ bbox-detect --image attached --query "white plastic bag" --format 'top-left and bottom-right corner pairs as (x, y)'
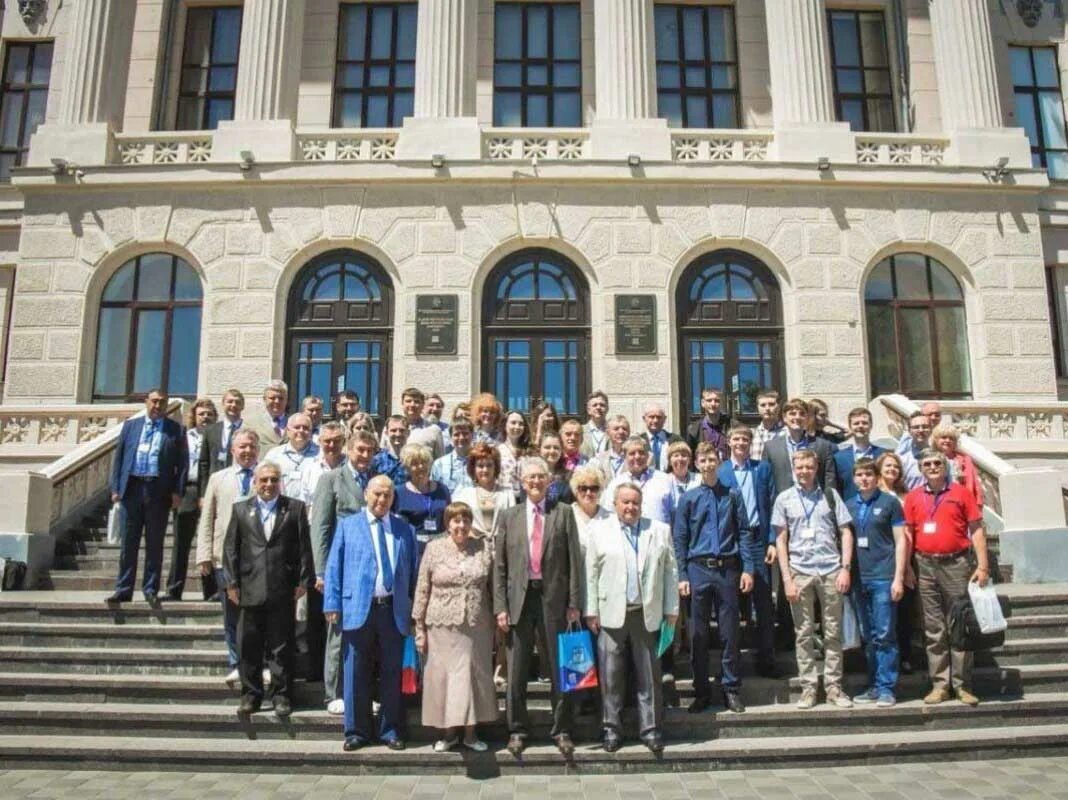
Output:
(968, 581), (1007, 635)
(295, 593), (308, 622)
(106, 502), (125, 546)
(840, 592), (862, 650)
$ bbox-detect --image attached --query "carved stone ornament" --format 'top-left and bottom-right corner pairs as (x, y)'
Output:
(1008, 0), (1065, 26)
(17, 0), (46, 24)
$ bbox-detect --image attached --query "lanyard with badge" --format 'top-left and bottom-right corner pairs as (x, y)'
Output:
(855, 490), (880, 550)
(423, 492), (438, 533)
(734, 463), (751, 492)
(796, 487), (818, 541)
(923, 487), (948, 536)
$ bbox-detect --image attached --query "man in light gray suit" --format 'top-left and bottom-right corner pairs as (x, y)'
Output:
(309, 429), (376, 714)
(493, 456), (582, 758)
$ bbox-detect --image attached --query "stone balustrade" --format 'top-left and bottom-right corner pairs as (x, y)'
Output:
(483, 129), (591, 162)
(670, 130), (773, 163)
(114, 133), (214, 165)
(854, 134), (949, 166)
(295, 130), (399, 162)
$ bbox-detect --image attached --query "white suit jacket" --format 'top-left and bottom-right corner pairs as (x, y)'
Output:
(195, 465), (250, 568)
(584, 515), (679, 633)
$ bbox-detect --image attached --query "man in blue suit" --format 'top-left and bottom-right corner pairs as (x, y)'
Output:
(833, 408), (885, 502)
(324, 475), (418, 752)
(717, 426), (778, 677)
(108, 389), (187, 606)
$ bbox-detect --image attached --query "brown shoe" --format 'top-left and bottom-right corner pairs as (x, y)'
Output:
(956, 688), (980, 706)
(924, 687), (951, 705)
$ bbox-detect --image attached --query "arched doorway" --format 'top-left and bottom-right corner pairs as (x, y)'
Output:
(285, 249), (393, 419)
(675, 249), (784, 425)
(481, 249), (590, 415)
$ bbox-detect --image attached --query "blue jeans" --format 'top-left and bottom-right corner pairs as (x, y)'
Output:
(857, 578), (898, 695)
(215, 567), (238, 668)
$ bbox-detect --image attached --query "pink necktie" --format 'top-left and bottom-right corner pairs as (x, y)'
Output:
(530, 505), (544, 579)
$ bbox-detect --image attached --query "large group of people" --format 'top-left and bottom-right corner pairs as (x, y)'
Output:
(106, 382), (992, 753)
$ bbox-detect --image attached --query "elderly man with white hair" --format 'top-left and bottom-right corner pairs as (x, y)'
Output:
(586, 480), (678, 753)
(263, 412), (321, 499)
(601, 436), (674, 524)
(640, 401), (681, 472)
(493, 456), (582, 758)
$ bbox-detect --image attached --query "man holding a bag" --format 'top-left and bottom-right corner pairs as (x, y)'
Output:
(586, 483), (679, 753)
(904, 448), (990, 707)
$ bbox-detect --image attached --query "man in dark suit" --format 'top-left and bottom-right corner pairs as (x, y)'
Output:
(640, 401), (682, 472)
(309, 429), (376, 714)
(324, 475), (417, 751)
(107, 390), (187, 606)
(761, 398), (838, 496)
(833, 407), (885, 502)
(223, 461), (314, 718)
(494, 456), (582, 757)
(685, 388), (733, 462)
(718, 426), (778, 677)
(197, 388), (245, 495)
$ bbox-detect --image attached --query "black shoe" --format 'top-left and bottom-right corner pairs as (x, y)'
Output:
(723, 693), (746, 714)
(343, 736), (367, 751)
(237, 695), (261, 716)
(755, 662), (781, 679)
(641, 732), (664, 753)
(553, 734), (575, 757)
(106, 592), (131, 605)
(506, 734), (525, 757)
(687, 696), (712, 714)
(603, 732), (622, 753)
(384, 738), (406, 751)
(143, 592), (161, 608)
(900, 660), (915, 675)
(273, 696), (292, 718)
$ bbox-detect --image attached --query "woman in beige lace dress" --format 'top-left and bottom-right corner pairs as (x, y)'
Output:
(412, 502), (498, 752)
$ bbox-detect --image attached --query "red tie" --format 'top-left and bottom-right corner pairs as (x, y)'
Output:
(530, 504), (544, 579)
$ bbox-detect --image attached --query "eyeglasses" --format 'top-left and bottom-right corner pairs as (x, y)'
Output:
(258, 476), (280, 483)
(576, 485), (599, 493)
(920, 460), (943, 468)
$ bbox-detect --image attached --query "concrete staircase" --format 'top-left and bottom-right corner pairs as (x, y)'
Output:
(0, 518), (1066, 774)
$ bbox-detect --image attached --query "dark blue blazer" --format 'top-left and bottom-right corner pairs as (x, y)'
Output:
(717, 459), (775, 549)
(833, 444), (886, 502)
(323, 511), (418, 635)
(109, 415), (187, 500)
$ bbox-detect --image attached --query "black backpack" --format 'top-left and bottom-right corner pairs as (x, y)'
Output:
(949, 590), (1006, 651)
(1, 560), (26, 591)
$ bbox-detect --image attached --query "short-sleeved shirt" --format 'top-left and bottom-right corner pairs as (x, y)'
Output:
(771, 485), (853, 577)
(904, 481), (981, 555)
(846, 490), (904, 583)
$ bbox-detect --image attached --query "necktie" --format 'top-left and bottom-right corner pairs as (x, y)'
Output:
(228, 422), (238, 448)
(530, 505), (544, 578)
(652, 434), (662, 469)
(239, 468), (252, 496)
(376, 518), (393, 593)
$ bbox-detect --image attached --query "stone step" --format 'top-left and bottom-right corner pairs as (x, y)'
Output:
(1000, 584), (1068, 616)
(0, 647), (231, 676)
(0, 694), (1063, 743)
(43, 573), (211, 592)
(0, 622), (224, 649)
(1004, 614), (1068, 640)
(52, 550), (201, 572)
(0, 596), (220, 625)
(974, 637), (1068, 667)
(0, 723), (1064, 774)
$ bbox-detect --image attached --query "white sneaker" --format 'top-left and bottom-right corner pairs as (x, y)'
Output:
(826, 687), (854, 709)
(326, 699), (344, 715)
(263, 669), (272, 686)
(796, 689), (818, 710)
(433, 737), (458, 753)
(224, 668), (239, 688)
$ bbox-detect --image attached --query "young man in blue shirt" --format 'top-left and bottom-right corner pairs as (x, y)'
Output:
(846, 458), (907, 707)
(834, 408), (885, 502)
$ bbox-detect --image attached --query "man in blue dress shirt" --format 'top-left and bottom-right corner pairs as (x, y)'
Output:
(834, 408), (885, 502)
(717, 426), (778, 677)
(430, 419), (474, 493)
(673, 442), (754, 714)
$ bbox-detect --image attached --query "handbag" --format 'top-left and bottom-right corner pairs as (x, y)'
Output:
(106, 502), (125, 546)
(557, 623), (598, 692)
(949, 589), (1006, 652)
(401, 635), (421, 695)
(840, 592), (862, 650)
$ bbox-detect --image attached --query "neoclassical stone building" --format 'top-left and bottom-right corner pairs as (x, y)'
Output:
(0, 0), (1064, 428)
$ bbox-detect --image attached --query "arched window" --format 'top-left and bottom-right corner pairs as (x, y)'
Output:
(482, 249), (590, 415)
(93, 253), (203, 401)
(675, 250), (783, 423)
(286, 250), (393, 418)
(865, 253), (972, 398)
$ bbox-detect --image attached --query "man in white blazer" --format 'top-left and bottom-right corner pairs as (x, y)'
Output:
(196, 428), (260, 686)
(585, 482), (679, 754)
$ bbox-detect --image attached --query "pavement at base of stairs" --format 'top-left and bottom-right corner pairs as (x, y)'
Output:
(3, 756), (1068, 799)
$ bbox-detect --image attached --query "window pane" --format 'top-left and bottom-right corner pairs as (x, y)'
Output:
(30, 43), (52, 85)
(686, 66), (707, 89)
(369, 65), (391, 87)
(1049, 151), (1068, 180)
(168, 307), (202, 395)
(174, 260), (203, 300)
(396, 4), (418, 59)
(395, 63), (415, 87)
(865, 304), (898, 394)
(899, 308), (935, 393)
(0, 93), (23, 148)
(5, 46), (28, 83)
(366, 94), (389, 127)
(183, 10), (212, 65)
(553, 5), (580, 60)
(393, 91), (413, 122)
(1034, 48), (1059, 88)
(1039, 90), (1068, 149)
(555, 63), (580, 88)
(841, 99), (864, 131)
(654, 7), (679, 61)
(94, 308), (131, 396)
(527, 94), (549, 126)
(659, 93), (682, 127)
(682, 7), (705, 60)
(206, 98), (233, 128)
(528, 65), (549, 86)
(710, 66), (734, 90)
(712, 94), (736, 128)
(369, 7), (393, 60)
(657, 65), (680, 90)
(708, 8), (734, 62)
(830, 13), (860, 67)
(527, 6), (548, 58)
(865, 259), (893, 300)
(836, 68), (862, 94)
(929, 261), (962, 300)
(104, 262), (136, 302)
(495, 4), (522, 58)
(685, 96), (708, 128)
(934, 307), (971, 394)
(336, 93), (363, 127)
(892, 253), (929, 299)
(553, 92), (580, 126)
(866, 98), (894, 132)
(859, 13), (888, 67)
(1011, 47), (1034, 86)
(340, 5), (367, 61)
(137, 254), (174, 300)
(865, 69), (891, 95)
(133, 310), (167, 394)
(496, 64), (521, 87)
(494, 91), (521, 126)
(208, 66), (236, 92)
(213, 8), (243, 63)
(1016, 92), (1040, 145)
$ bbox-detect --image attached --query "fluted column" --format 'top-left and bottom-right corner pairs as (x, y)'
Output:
(213, 0), (305, 161)
(594, 0), (655, 120)
(764, 0), (835, 126)
(413, 0), (478, 118)
(929, 0), (1002, 131)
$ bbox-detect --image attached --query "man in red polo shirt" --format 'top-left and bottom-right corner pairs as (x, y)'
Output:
(904, 447), (990, 707)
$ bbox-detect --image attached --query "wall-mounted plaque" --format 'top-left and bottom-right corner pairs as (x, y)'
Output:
(415, 295), (458, 355)
(615, 294), (657, 355)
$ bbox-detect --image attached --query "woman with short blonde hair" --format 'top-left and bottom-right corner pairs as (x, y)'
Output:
(931, 423), (984, 507)
(393, 443), (451, 556)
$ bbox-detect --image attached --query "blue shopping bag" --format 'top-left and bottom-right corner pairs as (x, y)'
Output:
(401, 635), (420, 695)
(557, 624), (598, 692)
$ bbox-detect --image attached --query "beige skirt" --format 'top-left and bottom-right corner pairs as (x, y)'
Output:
(421, 618), (499, 729)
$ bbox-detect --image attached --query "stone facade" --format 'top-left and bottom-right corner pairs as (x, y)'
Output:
(0, 0), (1063, 427)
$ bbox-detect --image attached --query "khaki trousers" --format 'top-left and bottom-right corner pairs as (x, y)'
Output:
(789, 570), (844, 692)
(916, 552), (974, 692)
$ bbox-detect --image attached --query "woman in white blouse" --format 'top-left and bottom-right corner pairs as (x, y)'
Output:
(451, 443), (516, 540)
